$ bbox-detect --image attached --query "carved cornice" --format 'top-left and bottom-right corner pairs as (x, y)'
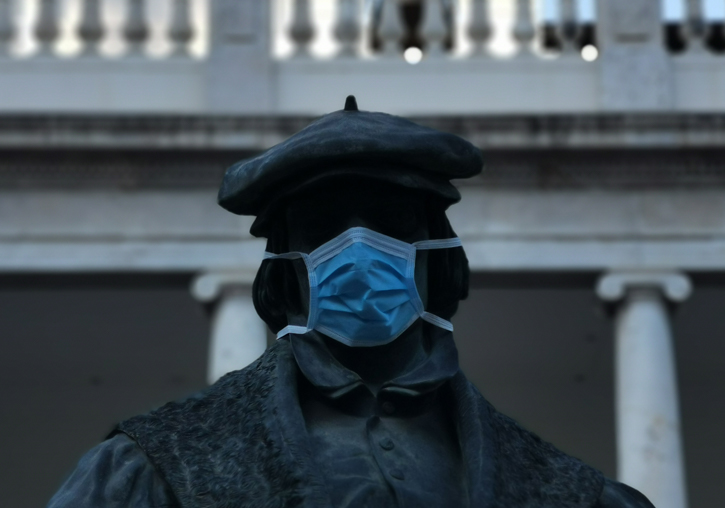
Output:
(1, 113), (725, 189)
(3, 113), (725, 149)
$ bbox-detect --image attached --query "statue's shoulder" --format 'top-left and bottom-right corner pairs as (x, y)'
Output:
(595, 479), (655, 508)
(116, 340), (287, 438)
(110, 341), (299, 508)
(490, 406), (603, 480)
(457, 377), (606, 507)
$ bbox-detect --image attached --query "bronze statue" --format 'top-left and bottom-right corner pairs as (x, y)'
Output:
(48, 97), (654, 508)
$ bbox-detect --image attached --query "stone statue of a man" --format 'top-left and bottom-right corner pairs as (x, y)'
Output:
(48, 97), (654, 508)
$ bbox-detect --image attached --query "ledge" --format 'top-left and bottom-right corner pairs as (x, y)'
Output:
(2, 112), (725, 149)
(2, 113), (725, 189)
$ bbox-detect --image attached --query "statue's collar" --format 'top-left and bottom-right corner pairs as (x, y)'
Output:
(286, 325), (460, 401)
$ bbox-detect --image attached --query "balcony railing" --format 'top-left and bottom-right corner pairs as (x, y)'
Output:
(0, 0), (724, 114)
(0, 0), (205, 58)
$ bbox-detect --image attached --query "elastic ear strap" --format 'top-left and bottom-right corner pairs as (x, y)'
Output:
(276, 325), (310, 339)
(263, 250), (316, 291)
(413, 238), (462, 250)
(264, 251), (307, 260)
(264, 252), (316, 337)
(421, 312), (454, 331)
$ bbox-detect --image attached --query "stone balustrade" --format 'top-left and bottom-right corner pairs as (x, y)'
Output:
(0, 0), (723, 60)
(0, 0), (724, 114)
(0, 0), (198, 57)
(282, 0), (586, 60)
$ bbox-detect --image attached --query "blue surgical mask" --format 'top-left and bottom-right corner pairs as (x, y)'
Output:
(264, 227), (462, 347)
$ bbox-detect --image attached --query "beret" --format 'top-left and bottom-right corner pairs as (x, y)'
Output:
(218, 96), (483, 234)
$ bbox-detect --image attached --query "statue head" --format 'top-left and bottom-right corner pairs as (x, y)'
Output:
(217, 97), (483, 342)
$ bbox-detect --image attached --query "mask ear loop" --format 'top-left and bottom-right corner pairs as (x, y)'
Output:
(412, 238), (462, 250)
(411, 237), (463, 332)
(263, 251), (316, 338)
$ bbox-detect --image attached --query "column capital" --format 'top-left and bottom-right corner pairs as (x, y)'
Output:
(596, 270), (692, 303)
(190, 270), (258, 303)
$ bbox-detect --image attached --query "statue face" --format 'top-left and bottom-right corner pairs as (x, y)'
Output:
(284, 178), (430, 319)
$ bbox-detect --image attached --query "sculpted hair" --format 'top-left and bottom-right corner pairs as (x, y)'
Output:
(252, 199), (470, 334)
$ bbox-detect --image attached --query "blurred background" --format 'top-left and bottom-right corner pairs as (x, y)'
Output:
(1, 0), (724, 507)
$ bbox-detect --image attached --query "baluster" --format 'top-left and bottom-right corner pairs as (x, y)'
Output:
(421, 0), (446, 57)
(78, 0), (104, 56)
(685, 0), (706, 53)
(290, 0), (314, 57)
(468, 0), (490, 56)
(513, 0), (534, 54)
(169, 0), (194, 57)
(378, 0), (403, 57)
(334, 0), (360, 57)
(0, 0), (14, 56)
(124, 0), (149, 56)
(558, 0), (577, 54)
(34, 0), (59, 56)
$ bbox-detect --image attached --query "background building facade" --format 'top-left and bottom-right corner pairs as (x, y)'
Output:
(1, 1), (724, 507)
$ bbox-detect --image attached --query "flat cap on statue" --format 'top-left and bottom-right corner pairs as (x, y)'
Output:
(217, 96), (484, 236)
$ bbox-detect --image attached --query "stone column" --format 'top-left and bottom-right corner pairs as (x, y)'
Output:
(192, 271), (268, 385)
(596, 271), (691, 508)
